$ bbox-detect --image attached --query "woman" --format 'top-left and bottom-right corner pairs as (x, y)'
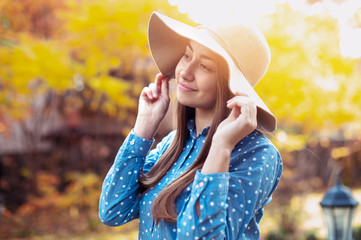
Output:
(99, 11), (282, 239)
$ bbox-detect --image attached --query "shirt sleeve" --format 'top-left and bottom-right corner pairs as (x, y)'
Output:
(99, 130), (176, 226)
(177, 170), (230, 239)
(99, 130), (154, 226)
(176, 133), (282, 239)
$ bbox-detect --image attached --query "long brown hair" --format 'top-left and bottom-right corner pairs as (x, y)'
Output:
(139, 55), (233, 223)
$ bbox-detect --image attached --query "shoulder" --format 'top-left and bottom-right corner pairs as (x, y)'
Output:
(232, 130), (279, 155)
(230, 130), (281, 169)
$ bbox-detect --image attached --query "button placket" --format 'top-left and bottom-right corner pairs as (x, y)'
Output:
(178, 136), (196, 170)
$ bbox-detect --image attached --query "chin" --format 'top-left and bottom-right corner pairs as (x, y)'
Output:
(177, 98), (195, 108)
(176, 90), (192, 104)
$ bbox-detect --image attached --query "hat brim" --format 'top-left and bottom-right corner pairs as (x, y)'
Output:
(148, 12), (276, 132)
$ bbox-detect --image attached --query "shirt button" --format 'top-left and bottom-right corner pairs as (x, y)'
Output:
(199, 182), (204, 187)
(130, 139), (135, 145)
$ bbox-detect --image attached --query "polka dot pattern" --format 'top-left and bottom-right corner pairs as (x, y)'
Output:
(99, 120), (283, 239)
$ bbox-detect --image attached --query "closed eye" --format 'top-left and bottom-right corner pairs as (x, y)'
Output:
(200, 63), (214, 72)
(183, 53), (191, 61)
(200, 64), (209, 70)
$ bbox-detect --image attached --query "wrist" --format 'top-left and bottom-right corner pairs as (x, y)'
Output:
(211, 134), (235, 153)
(134, 118), (159, 140)
(201, 140), (232, 175)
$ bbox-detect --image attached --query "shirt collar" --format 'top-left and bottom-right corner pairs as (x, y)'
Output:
(187, 119), (210, 138)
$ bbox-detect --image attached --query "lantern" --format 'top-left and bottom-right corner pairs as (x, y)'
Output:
(320, 178), (359, 240)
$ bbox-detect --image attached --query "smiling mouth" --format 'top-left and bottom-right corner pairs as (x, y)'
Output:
(178, 82), (196, 92)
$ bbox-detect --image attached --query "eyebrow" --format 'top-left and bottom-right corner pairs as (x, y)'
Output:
(187, 44), (215, 62)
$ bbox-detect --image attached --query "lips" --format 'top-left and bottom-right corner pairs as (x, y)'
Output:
(178, 81), (196, 92)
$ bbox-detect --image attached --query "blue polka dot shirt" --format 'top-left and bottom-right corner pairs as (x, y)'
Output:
(99, 119), (283, 239)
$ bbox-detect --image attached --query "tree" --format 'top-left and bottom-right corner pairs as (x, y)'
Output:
(0, 0), (189, 121)
(256, 3), (361, 145)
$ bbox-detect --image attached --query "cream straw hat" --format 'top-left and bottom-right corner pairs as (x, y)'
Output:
(148, 11), (276, 132)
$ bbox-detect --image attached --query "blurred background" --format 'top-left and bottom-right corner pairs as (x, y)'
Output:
(0, 0), (361, 239)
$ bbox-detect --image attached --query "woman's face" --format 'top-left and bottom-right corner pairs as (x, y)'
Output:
(175, 41), (220, 111)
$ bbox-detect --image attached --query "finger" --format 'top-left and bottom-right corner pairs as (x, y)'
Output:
(154, 73), (163, 97)
(235, 91), (249, 97)
(149, 83), (158, 99)
(227, 98), (257, 124)
(142, 87), (154, 100)
(227, 95), (250, 105)
(227, 96), (249, 109)
(160, 77), (170, 99)
(236, 102), (257, 127)
(248, 102), (258, 124)
(228, 104), (241, 119)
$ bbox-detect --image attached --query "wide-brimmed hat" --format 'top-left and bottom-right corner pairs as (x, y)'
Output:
(148, 11), (276, 132)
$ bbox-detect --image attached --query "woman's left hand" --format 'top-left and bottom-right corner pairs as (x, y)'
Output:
(213, 92), (257, 151)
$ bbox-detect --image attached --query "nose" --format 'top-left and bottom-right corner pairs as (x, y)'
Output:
(179, 61), (195, 82)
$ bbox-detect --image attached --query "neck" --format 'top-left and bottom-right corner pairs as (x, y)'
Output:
(195, 108), (214, 136)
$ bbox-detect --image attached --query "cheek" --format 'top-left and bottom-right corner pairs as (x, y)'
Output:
(174, 61), (183, 79)
(203, 77), (218, 93)
(206, 88), (218, 103)
(201, 78), (218, 102)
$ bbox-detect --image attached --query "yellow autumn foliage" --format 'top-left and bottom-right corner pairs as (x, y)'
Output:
(0, 0), (360, 142)
(256, 4), (361, 147)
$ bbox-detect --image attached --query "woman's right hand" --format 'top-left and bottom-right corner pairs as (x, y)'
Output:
(134, 73), (170, 140)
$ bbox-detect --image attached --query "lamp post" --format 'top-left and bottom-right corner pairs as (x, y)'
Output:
(320, 177), (359, 240)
